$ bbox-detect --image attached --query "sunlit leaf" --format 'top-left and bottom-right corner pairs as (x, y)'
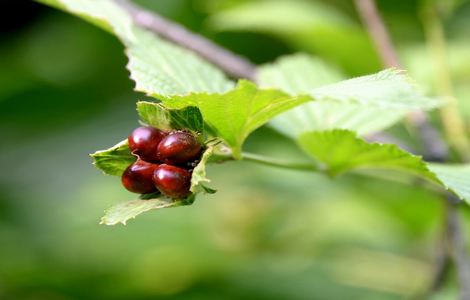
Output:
(298, 129), (470, 204)
(137, 101), (203, 133)
(191, 145), (215, 193)
(90, 140), (135, 176)
(126, 28), (234, 97)
(298, 130), (436, 178)
(100, 196), (192, 225)
(162, 80), (311, 158)
(428, 163), (470, 204)
(258, 54), (440, 137)
(310, 69), (438, 109)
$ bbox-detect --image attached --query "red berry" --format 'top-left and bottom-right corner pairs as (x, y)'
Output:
(152, 164), (191, 198)
(128, 126), (166, 161)
(157, 131), (202, 164)
(121, 160), (159, 194)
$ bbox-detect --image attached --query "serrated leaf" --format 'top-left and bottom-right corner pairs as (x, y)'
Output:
(137, 101), (203, 133)
(298, 129), (437, 178)
(90, 140), (135, 176)
(259, 54), (344, 92)
(310, 69), (439, 109)
(126, 28), (234, 97)
(38, 0), (235, 97)
(428, 163), (470, 204)
(270, 101), (410, 138)
(258, 54), (440, 138)
(100, 197), (191, 225)
(190, 146), (215, 193)
(298, 130), (470, 203)
(162, 80), (311, 158)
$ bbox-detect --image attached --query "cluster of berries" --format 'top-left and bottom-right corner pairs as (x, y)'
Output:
(121, 126), (202, 198)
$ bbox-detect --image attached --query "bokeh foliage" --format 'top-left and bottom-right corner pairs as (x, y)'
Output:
(1, 0), (470, 299)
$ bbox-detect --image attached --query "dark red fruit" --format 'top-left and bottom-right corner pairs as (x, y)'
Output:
(121, 160), (159, 194)
(128, 126), (166, 161)
(152, 164), (191, 198)
(157, 131), (202, 164)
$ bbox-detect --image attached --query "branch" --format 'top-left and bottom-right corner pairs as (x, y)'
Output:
(114, 0), (257, 80)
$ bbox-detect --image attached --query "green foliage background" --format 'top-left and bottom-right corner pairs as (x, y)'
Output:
(1, 0), (470, 299)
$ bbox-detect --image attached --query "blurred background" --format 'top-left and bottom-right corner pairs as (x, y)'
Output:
(1, 0), (470, 299)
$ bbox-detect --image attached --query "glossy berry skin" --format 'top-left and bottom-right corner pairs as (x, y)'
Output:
(128, 126), (166, 161)
(121, 160), (159, 194)
(157, 131), (202, 164)
(153, 164), (191, 198)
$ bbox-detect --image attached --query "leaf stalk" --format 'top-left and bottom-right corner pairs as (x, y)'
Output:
(241, 152), (319, 172)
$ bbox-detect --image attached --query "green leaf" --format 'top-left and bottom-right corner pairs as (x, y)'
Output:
(310, 69), (439, 109)
(90, 140), (135, 176)
(428, 163), (470, 204)
(258, 53), (344, 92)
(100, 196), (193, 225)
(258, 54), (440, 137)
(298, 129), (437, 178)
(38, 0), (235, 97)
(190, 145), (215, 193)
(137, 101), (203, 133)
(298, 130), (470, 203)
(126, 28), (234, 97)
(163, 80), (311, 159)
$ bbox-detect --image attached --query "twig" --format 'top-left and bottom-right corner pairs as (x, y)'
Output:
(446, 199), (470, 300)
(114, 0), (257, 80)
(428, 239), (450, 293)
(353, 0), (470, 298)
(420, 198), (469, 300)
(353, 0), (401, 68)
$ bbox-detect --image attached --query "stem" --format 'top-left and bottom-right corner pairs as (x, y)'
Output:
(445, 198), (470, 300)
(241, 152), (319, 172)
(418, 197), (466, 300)
(422, 6), (470, 162)
(114, 0), (257, 80)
